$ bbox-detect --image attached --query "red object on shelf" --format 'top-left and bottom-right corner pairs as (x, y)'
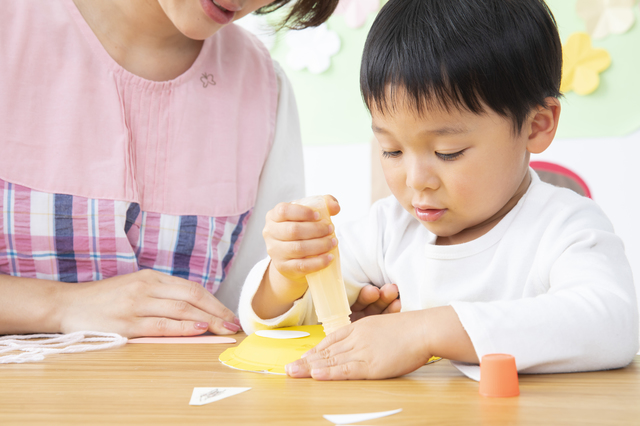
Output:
(530, 161), (592, 199)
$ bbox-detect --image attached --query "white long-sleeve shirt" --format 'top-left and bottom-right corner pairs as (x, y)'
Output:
(239, 171), (639, 373)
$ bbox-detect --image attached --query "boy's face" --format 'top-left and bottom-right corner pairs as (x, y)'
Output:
(372, 98), (533, 246)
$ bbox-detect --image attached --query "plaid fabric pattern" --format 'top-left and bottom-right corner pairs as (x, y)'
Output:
(0, 179), (251, 294)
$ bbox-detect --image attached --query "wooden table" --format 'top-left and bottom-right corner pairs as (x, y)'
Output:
(1, 333), (639, 425)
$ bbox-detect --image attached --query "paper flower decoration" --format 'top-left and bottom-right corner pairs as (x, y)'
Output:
(235, 13), (276, 50)
(561, 32), (611, 96)
(576, 0), (636, 40)
(334, 0), (381, 29)
(285, 24), (341, 74)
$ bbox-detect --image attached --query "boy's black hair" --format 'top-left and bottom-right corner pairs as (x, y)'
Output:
(360, 0), (562, 132)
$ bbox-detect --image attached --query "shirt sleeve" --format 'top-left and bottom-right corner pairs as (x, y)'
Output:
(215, 60), (305, 314)
(238, 257), (317, 333)
(451, 199), (639, 374)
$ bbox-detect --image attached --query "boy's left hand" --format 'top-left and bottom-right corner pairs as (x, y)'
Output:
(350, 283), (401, 322)
(285, 311), (431, 380)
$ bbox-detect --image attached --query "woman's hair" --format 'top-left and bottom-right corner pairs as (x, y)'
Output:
(256, 0), (339, 30)
(360, 0), (562, 132)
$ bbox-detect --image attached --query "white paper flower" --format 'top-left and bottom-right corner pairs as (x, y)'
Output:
(235, 13), (276, 50)
(285, 24), (341, 74)
(334, 0), (382, 29)
(576, 0), (636, 40)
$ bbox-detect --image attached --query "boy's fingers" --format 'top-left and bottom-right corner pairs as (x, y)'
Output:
(363, 297), (401, 316)
(279, 237), (337, 260)
(269, 220), (334, 242)
(379, 283), (399, 304)
(382, 298), (402, 314)
(350, 283), (399, 318)
(350, 311), (366, 322)
(276, 254), (335, 276)
(308, 323), (350, 354)
(269, 202), (322, 223)
(287, 356), (370, 381)
(285, 358), (313, 377)
(285, 315), (356, 377)
(363, 284), (399, 314)
(350, 285), (381, 312)
(310, 361), (369, 381)
(286, 329), (350, 378)
(324, 195), (341, 216)
(363, 303), (384, 317)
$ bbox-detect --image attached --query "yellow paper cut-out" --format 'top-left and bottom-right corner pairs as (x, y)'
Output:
(576, 0), (636, 40)
(220, 325), (442, 375)
(561, 32), (611, 96)
(220, 325), (326, 375)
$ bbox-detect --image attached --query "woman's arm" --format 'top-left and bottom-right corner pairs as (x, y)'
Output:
(0, 275), (66, 334)
(0, 269), (240, 337)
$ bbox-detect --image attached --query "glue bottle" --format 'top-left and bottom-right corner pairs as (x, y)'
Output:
(293, 196), (351, 336)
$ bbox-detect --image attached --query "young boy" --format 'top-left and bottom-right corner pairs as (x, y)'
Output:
(238, 0), (639, 380)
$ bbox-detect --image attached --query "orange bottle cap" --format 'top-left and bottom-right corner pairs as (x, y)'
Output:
(479, 353), (520, 397)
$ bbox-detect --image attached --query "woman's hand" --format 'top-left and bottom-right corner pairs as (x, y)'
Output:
(350, 283), (401, 322)
(58, 269), (241, 338)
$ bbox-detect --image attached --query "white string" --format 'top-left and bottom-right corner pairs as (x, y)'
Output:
(0, 331), (128, 364)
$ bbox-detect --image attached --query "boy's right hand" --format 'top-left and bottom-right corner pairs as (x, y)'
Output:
(253, 196), (340, 320)
(263, 195), (340, 285)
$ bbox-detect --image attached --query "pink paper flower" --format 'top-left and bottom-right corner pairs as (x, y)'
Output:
(334, 0), (381, 29)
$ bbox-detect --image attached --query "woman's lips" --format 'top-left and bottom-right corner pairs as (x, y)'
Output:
(200, 0), (236, 25)
(414, 207), (447, 222)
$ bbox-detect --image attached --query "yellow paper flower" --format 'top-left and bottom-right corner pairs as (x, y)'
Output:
(561, 32), (611, 96)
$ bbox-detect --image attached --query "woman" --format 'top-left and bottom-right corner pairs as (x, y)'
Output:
(0, 0), (342, 337)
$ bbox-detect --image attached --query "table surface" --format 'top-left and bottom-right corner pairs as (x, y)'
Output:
(1, 333), (639, 425)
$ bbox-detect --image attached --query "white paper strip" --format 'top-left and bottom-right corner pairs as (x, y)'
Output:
(323, 408), (402, 425)
(189, 387), (251, 406)
(450, 360), (481, 381)
(254, 330), (310, 339)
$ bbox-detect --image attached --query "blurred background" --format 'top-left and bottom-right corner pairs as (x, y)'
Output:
(238, 0), (640, 314)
